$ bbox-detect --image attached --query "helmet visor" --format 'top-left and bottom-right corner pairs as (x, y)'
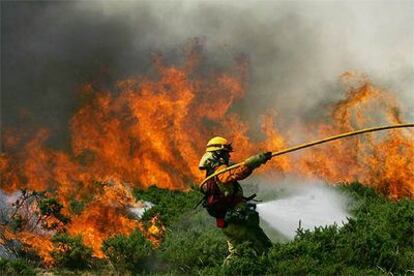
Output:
(206, 143), (233, 152)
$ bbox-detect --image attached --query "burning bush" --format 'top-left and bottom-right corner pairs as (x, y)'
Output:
(0, 191), (69, 264)
(39, 198), (70, 230)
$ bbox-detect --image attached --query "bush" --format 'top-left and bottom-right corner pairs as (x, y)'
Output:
(0, 259), (36, 276)
(39, 198), (70, 228)
(133, 186), (226, 273)
(51, 233), (93, 270)
(133, 185), (200, 226)
(68, 199), (86, 215)
(102, 230), (153, 273)
(222, 242), (269, 276)
(160, 223), (227, 273)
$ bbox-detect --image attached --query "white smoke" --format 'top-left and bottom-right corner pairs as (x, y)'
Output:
(252, 177), (351, 240)
(127, 201), (154, 220)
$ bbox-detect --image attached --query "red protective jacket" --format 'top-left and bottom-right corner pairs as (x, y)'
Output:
(207, 164), (253, 228)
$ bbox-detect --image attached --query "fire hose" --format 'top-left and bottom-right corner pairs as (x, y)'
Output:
(199, 123), (414, 187)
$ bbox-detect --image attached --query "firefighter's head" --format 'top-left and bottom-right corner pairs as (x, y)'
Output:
(198, 136), (233, 175)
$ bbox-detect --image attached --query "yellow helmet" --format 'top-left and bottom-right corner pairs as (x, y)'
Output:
(206, 136), (233, 152)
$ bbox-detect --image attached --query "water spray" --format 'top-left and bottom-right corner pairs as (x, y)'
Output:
(200, 123), (414, 187)
(256, 180), (351, 240)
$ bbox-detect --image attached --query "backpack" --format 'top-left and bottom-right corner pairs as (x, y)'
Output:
(197, 178), (243, 219)
(201, 178), (225, 218)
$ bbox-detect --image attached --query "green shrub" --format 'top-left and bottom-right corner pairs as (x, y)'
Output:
(160, 226), (226, 272)
(39, 198), (70, 228)
(155, 208), (226, 273)
(133, 185), (200, 226)
(0, 259), (36, 276)
(102, 229), (153, 273)
(221, 242), (268, 276)
(51, 233), (93, 270)
(68, 199), (86, 215)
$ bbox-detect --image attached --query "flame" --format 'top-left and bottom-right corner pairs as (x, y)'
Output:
(2, 229), (54, 265)
(1, 44), (413, 263)
(147, 215), (165, 247)
(67, 181), (144, 258)
(298, 76), (414, 198)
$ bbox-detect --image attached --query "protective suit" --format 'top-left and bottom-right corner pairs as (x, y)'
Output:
(198, 137), (272, 262)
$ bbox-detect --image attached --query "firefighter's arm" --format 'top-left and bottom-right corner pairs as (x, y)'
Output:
(216, 164), (253, 184)
(216, 152), (272, 184)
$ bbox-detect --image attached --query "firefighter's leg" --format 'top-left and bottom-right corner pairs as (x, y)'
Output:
(222, 222), (263, 262)
(244, 209), (272, 255)
(233, 208), (272, 255)
(248, 224), (272, 254)
(222, 222), (249, 265)
(222, 207), (272, 259)
(222, 223), (243, 254)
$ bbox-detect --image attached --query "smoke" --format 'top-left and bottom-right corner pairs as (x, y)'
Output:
(127, 201), (154, 220)
(254, 177), (351, 240)
(2, 0), (413, 149)
(0, 190), (20, 224)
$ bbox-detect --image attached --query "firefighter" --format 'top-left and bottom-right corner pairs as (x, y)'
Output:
(198, 136), (272, 262)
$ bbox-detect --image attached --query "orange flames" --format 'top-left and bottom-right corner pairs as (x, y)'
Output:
(3, 229), (54, 264)
(298, 75), (414, 198)
(67, 181), (144, 258)
(1, 46), (413, 263)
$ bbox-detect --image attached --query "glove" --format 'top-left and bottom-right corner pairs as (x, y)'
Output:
(244, 152), (272, 169)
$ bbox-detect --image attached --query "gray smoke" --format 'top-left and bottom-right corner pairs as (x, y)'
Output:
(2, 0), (413, 148)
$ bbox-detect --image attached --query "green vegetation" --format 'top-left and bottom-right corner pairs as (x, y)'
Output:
(133, 185), (200, 226)
(68, 199), (86, 215)
(39, 198), (70, 227)
(50, 233), (93, 270)
(2, 182), (413, 275)
(0, 259), (36, 276)
(102, 230), (153, 273)
(158, 210), (227, 273)
(114, 183), (413, 275)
